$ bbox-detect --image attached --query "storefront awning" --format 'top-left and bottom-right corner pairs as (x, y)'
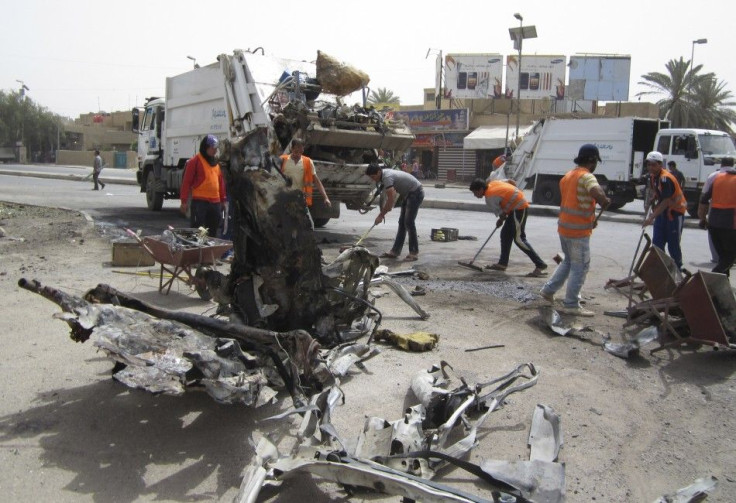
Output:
(463, 125), (532, 150)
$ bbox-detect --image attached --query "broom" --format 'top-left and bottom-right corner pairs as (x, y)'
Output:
(457, 223), (501, 272)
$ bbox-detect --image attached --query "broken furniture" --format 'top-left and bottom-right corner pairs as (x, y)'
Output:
(139, 228), (233, 299)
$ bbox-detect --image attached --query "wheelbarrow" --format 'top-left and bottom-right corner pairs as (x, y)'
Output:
(128, 228), (233, 300)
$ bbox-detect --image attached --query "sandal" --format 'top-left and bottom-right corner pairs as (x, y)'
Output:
(404, 254), (419, 262)
(485, 263), (507, 271)
(526, 267), (549, 277)
(380, 252), (398, 259)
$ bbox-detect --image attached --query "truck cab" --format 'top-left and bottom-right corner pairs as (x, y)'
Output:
(652, 128), (736, 215)
(132, 97), (168, 210)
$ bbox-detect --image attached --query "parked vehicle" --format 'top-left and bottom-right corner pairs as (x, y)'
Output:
(651, 128), (736, 215)
(497, 117), (668, 210)
(132, 49), (414, 226)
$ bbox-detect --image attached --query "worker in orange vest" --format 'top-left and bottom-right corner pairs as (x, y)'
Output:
(180, 135), (227, 237)
(698, 156), (736, 276)
(642, 151), (687, 270)
(469, 178), (547, 277)
(279, 138), (330, 226)
(540, 144), (610, 317)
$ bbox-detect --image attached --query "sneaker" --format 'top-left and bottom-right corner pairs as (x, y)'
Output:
(539, 289), (555, 303)
(559, 306), (595, 317)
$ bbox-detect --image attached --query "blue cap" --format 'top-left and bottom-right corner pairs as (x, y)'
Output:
(204, 134), (219, 148)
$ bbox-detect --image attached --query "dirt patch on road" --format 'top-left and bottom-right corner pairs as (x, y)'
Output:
(0, 202), (734, 502)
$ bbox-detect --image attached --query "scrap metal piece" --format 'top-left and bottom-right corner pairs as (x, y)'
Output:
(371, 275), (430, 319)
(480, 459), (565, 503)
(603, 326), (658, 359)
(528, 404), (563, 462)
(652, 475), (718, 503)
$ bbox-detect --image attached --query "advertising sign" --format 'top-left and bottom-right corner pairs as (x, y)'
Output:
(394, 109), (469, 133)
(443, 54), (503, 99)
(568, 55), (631, 101)
(505, 55), (566, 100)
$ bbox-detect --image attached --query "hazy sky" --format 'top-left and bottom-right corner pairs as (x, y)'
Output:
(2, 0), (733, 119)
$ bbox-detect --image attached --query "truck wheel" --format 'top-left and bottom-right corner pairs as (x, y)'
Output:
(533, 181), (561, 206)
(312, 217), (330, 228)
(146, 171), (164, 211)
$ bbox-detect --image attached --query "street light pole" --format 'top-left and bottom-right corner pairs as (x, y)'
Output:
(687, 38), (707, 127)
(514, 13), (523, 139)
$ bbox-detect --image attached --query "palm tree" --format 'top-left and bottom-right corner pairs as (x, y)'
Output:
(367, 87), (400, 105)
(689, 77), (736, 134)
(637, 57), (721, 128)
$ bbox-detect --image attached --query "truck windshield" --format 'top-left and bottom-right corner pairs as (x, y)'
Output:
(699, 134), (736, 156)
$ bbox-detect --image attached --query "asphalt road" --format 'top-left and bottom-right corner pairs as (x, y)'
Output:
(0, 163), (724, 288)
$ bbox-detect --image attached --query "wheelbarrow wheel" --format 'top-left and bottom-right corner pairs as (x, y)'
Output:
(194, 266), (213, 301)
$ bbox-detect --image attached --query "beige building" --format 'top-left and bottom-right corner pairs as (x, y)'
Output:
(56, 110), (138, 168)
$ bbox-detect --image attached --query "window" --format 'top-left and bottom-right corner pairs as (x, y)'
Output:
(656, 135), (671, 155)
(672, 135), (691, 156)
(425, 92), (435, 103)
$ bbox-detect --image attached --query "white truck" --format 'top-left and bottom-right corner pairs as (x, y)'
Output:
(651, 128), (736, 215)
(132, 49), (414, 226)
(498, 116), (668, 210)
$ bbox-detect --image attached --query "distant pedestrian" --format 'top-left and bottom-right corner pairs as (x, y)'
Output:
(180, 135), (227, 237)
(642, 151), (687, 270)
(469, 178), (547, 277)
(540, 144), (610, 317)
(411, 159), (420, 178)
(698, 157), (736, 270)
(92, 150), (105, 190)
(667, 160), (685, 188)
(367, 164), (424, 261)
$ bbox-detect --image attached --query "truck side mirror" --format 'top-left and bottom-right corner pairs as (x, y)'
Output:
(132, 108), (140, 133)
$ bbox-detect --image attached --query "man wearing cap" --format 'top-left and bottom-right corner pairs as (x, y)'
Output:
(469, 178), (547, 277)
(698, 156), (736, 275)
(540, 144), (610, 317)
(642, 151), (687, 269)
(180, 134), (227, 237)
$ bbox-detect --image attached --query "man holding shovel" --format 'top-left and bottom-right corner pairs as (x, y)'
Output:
(540, 144), (610, 317)
(469, 178), (547, 276)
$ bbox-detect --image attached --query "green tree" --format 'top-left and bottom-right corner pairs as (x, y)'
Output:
(637, 57), (735, 132)
(0, 90), (65, 159)
(367, 87), (400, 105)
(689, 77), (736, 134)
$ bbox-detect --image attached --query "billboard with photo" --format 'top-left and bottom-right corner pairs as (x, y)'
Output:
(505, 55), (566, 100)
(443, 53), (504, 100)
(568, 55), (631, 101)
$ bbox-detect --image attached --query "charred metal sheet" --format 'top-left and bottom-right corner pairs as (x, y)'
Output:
(603, 326), (658, 359)
(652, 475), (717, 503)
(528, 404), (563, 462)
(371, 275), (430, 319)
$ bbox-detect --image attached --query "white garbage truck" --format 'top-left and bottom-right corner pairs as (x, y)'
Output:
(132, 49), (414, 226)
(651, 128), (736, 215)
(496, 116), (668, 210)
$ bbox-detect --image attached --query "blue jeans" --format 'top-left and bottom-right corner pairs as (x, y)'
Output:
(652, 212), (684, 269)
(391, 188), (424, 255)
(541, 235), (590, 308)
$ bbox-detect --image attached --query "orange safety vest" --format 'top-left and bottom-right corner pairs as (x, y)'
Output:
(484, 180), (528, 214)
(711, 171), (736, 209)
(655, 169), (687, 217)
(191, 153), (222, 201)
(280, 154), (315, 206)
(558, 167), (597, 238)
(492, 155), (506, 169)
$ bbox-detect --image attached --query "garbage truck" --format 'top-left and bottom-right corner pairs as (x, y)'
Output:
(496, 116), (668, 210)
(132, 49), (414, 226)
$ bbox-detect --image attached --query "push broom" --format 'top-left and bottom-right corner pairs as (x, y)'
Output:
(457, 222), (502, 272)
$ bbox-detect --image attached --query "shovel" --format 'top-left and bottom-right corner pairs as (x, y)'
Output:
(457, 223), (501, 272)
(339, 223), (376, 252)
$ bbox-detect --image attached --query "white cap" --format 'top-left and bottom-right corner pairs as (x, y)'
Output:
(646, 151), (664, 163)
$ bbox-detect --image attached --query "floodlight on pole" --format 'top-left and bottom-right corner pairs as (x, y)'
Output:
(687, 38), (707, 127)
(508, 14), (537, 139)
(186, 55), (199, 69)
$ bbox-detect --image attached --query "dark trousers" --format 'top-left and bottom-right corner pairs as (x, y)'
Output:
(653, 212), (684, 269)
(92, 170), (104, 190)
(709, 227), (736, 277)
(190, 199), (222, 238)
(498, 208), (546, 268)
(391, 188), (424, 255)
